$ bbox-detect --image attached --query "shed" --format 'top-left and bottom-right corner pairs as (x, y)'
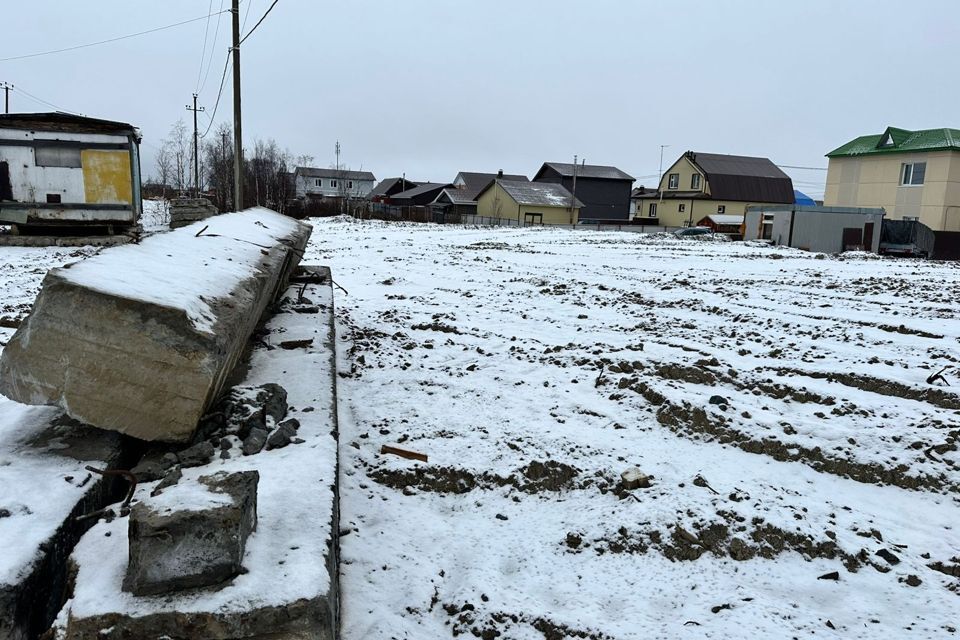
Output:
(697, 213), (744, 234)
(0, 112), (142, 234)
(744, 205), (885, 253)
(388, 182), (452, 206)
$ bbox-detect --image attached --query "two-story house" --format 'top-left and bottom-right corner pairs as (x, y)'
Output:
(634, 151), (794, 227)
(532, 162), (634, 220)
(824, 126), (960, 231)
(293, 167), (376, 200)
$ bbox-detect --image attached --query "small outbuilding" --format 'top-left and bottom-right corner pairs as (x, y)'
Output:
(0, 112), (142, 234)
(476, 179), (581, 225)
(697, 213), (744, 234)
(744, 205), (885, 253)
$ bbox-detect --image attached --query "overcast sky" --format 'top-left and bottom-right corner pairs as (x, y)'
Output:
(3, 0), (958, 199)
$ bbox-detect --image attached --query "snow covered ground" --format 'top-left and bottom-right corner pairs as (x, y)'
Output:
(2, 216), (959, 638)
(303, 218), (960, 639)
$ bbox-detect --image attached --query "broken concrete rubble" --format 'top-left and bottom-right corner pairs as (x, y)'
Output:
(168, 197), (218, 229)
(0, 208), (311, 443)
(124, 470), (259, 596)
(52, 267), (339, 640)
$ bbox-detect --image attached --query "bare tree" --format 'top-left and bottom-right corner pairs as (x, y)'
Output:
(166, 119), (190, 196)
(203, 123), (234, 211)
(154, 144), (173, 199)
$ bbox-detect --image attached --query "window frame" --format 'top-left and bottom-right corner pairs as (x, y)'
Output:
(667, 173), (679, 190)
(331, 179), (338, 188)
(678, 203), (686, 213)
(690, 173), (701, 190)
(900, 161), (926, 186)
(648, 202), (657, 217)
(34, 145), (82, 168)
(717, 205), (726, 214)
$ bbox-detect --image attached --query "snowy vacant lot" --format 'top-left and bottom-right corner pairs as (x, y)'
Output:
(1, 218), (959, 639)
(305, 219), (960, 640)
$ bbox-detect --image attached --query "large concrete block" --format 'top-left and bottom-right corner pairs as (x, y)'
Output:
(124, 470), (259, 596)
(0, 207), (311, 443)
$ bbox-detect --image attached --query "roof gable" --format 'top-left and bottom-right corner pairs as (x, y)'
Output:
(827, 126), (960, 157)
(484, 179), (583, 208)
(454, 172), (528, 189)
(534, 162), (634, 181)
(295, 167), (376, 181)
(684, 151), (794, 203)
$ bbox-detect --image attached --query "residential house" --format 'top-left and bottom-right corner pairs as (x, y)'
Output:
(0, 112), (143, 233)
(634, 152), (794, 228)
(388, 182), (452, 206)
(434, 171), (529, 216)
(744, 205), (885, 253)
(475, 179), (581, 225)
(629, 186), (658, 219)
(293, 167), (376, 200)
(368, 177), (418, 202)
(824, 126), (960, 231)
(533, 162), (633, 220)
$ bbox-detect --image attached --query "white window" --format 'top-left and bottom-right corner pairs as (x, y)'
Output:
(347, 180), (353, 189)
(901, 162), (925, 185)
(331, 179), (338, 188)
(648, 202), (657, 217)
(717, 205), (726, 214)
(690, 174), (701, 190)
(315, 178), (321, 187)
(678, 203), (686, 213)
(668, 173), (679, 189)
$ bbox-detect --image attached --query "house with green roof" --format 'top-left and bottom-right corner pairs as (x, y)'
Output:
(824, 126), (960, 231)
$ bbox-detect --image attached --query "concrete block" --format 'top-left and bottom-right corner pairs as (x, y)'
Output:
(123, 470), (259, 596)
(0, 208), (311, 443)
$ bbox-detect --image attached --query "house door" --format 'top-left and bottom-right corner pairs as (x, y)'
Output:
(524, 212), (543, 226)
(0, 161), (11, 201)
(842, 227), (863, 251)
(863, 222), (875, 251)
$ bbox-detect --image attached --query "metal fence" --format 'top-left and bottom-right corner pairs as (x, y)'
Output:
(353, 202), (688, 234)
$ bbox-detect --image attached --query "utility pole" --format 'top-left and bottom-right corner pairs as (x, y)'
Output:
(186, 94), (205, 198)
(658, 144), (669, 219)
(335, 140), (342, 213)
(232, 0), (244, 210)
(569, 154), (579, 224)
(1, 83), (12, 114)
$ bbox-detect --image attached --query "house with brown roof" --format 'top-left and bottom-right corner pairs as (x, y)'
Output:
(634, 151), (794, 227)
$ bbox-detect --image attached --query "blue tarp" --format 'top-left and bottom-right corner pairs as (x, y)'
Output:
(794, 190), (816, 206)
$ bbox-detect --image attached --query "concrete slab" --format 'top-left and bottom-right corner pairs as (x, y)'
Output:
(52, 269), (339, 640)
(0, 408), (133, 640)
(0, 208), (312, 443)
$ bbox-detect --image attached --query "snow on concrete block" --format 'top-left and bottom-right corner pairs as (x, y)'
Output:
(124, 470), (259, 596)
(0, 208), (311, 443)
(620, 467), (651, 490)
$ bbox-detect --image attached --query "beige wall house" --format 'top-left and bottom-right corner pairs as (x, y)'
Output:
(633, 151), (794, 227)
(824, 126), (960, 231)
(475, 179), (581, 225)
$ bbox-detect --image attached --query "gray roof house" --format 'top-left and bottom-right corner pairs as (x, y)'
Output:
(533, 162), (634, 220)
(389, 182), (452, 206)
(434, 171), (531, 215)
(368, 177), (419, 201)
(293, 167), (376, 199)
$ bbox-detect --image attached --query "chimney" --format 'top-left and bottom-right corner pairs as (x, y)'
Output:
(497, 169), (503, 179)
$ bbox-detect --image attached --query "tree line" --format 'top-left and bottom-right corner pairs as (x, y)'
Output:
(148, 119), (315, 215)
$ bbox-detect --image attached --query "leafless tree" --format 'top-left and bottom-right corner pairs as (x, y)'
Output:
(154, 144), (173, 199)
(165, 119), (190, 196)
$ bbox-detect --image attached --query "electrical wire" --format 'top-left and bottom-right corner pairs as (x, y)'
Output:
(200, 53), (232, 138)
(198, 0), (226, 95)
(240, 0), (280, 44)
(13, 85), (78, 114)
(777, 164), (828, 171)
(0, 9), (231, 63)
(195, 0), (216, 93)
(242, 0), (255, 33)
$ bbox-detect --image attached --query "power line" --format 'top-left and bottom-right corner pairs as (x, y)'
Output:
(241, 0), (255, 33)
(240, 0), (280, 44)
(198, 0), (226, 94)
(195, 0), (216, 93)
(200, 53), (232, 138)
(778, 164), (828, 171)
(0, 9), (231, 63)
(13, 85), (78, 114)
